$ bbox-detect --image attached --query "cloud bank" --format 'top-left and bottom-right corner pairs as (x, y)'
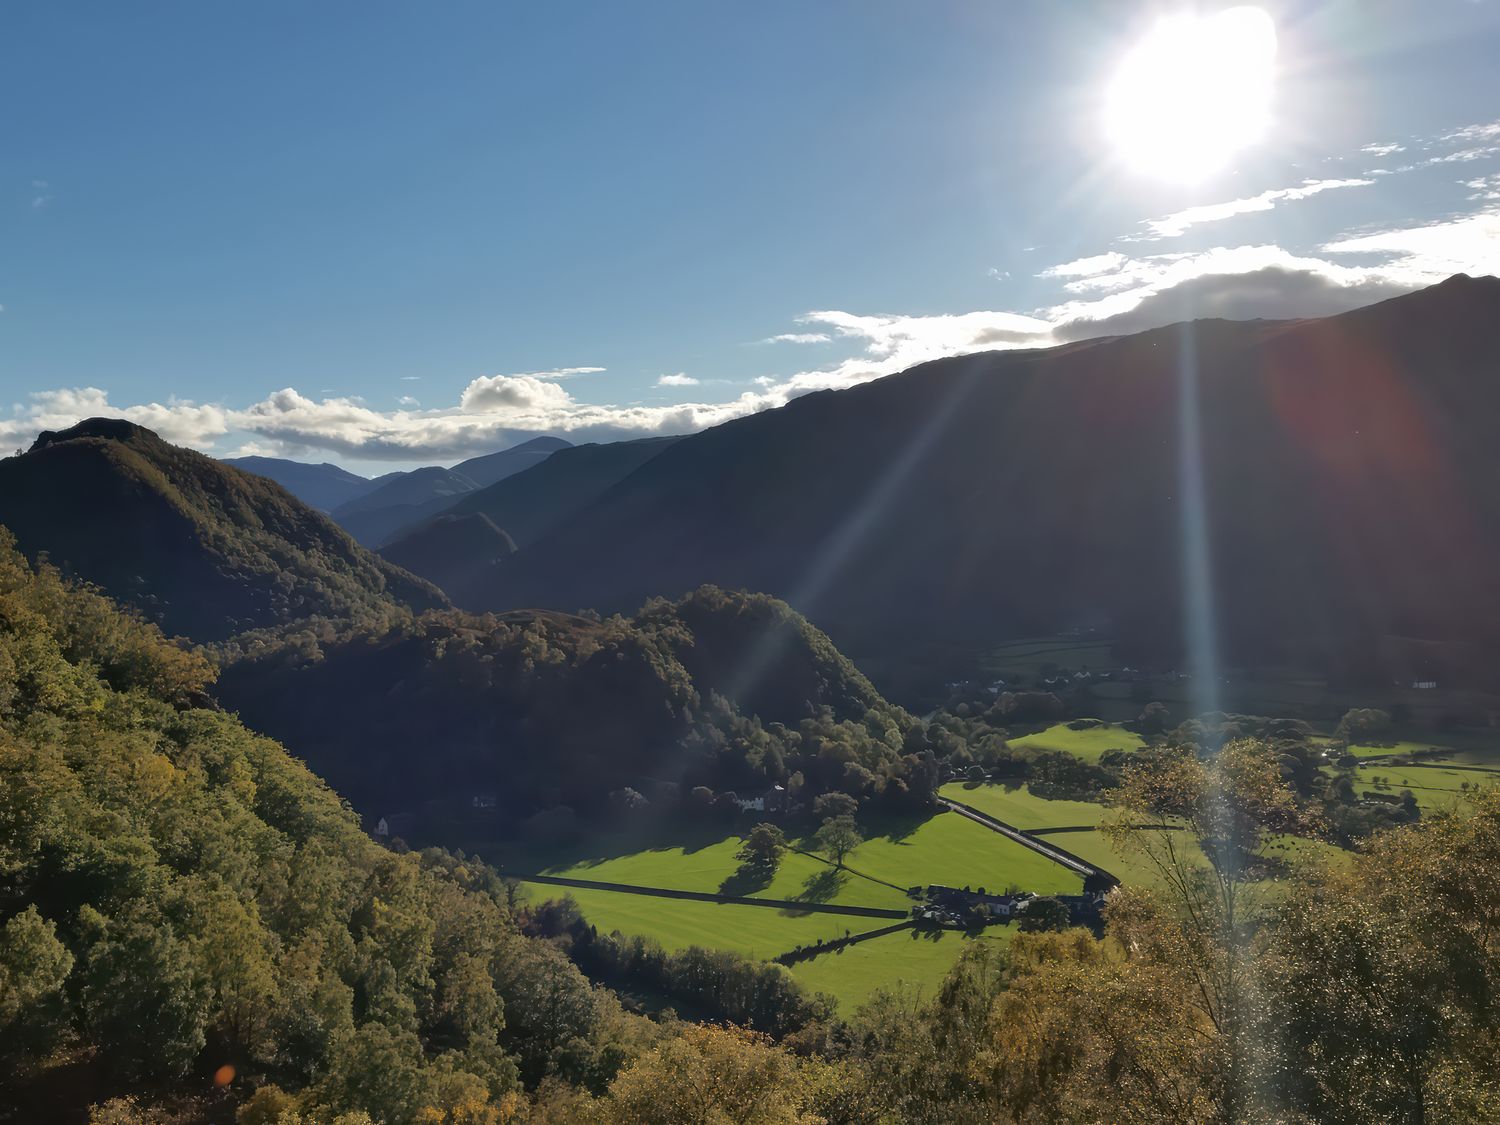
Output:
(8, 119), (1498, 465)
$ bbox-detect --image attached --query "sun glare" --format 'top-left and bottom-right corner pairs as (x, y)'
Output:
(1105, 6), (1277, 183)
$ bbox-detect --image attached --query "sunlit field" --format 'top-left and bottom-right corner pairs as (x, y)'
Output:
(537, 834), (911, 911)
(939, 782), (1113, 830)
(515, 881), (862, 961)
(788, 928), (1013, 1011)
(1007, 721), (1146, 763)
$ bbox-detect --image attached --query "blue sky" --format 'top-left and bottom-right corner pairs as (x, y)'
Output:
(5, 1), (1500, 472)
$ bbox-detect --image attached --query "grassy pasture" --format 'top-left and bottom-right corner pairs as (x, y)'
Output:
(1347, 740), (1449, 760)
(842, 810), (1083, 896)
(788, 927), (1012, 1011)
(938, 782), (1111, 831)
(1354, 763), (1485, 811)
(515, 881), (862, 962)
(1007, 721), (1146, 764)
(538, 835), (911, 912)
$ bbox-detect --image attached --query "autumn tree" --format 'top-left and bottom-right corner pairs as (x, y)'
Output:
(736, 823), (788, 874)
(1102, 737), (1308, 1121)
(814, 815), (862, 868)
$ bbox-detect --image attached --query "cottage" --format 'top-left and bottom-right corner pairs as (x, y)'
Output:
(374, 812), (418, 841)
(733, 784), (786, 813)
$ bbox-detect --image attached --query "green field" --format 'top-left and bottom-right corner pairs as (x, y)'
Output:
(787, 928), (1011, 1011)
(938, 782), (1111, 830)
(516, 882), (866, 961)
(1354, 763), (1485, 811)
(1347, 740), (1448, 759)
(843, 811), (1083, 896)
(538, 835), (910, 911)
(1008, 721), (1146, 763)
(512, 807), (1078, 1007)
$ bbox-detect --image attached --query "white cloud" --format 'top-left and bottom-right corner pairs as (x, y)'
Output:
(399, 375), (421, 382)
(9, 181), (1499, 465)
(761, 333), (831, 345)
(1465, 175), (1500, 202)
(458, 374), (575, 413)
(1442, 120), (1500, 145)
(397, 395), (420, 408)
(1361, 142), (1405, 157)
(1039, 252), (1130, 279)
(1425, 147), (1500, 166)
(505, 366), (605, 380)
(1321, 207), (1500, 279)
(1136, 178), (1374, 239)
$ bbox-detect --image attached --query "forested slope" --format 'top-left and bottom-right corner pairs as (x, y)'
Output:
(0, 420), (445, 642)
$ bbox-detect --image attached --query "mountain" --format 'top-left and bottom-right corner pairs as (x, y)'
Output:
(215, 585), (917, 821)
(331, 437), (572, 546)
(0, 418), (446, 641)
(221, 454), (377, 511)
(478, 276), (1500, 698)
(452, 434), (572, 487)
(435, 435), (682, 560)
(378, 510), (518, 595)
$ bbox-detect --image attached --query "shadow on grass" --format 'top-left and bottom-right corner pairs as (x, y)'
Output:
(793, 866), (845, 904)
(863, 807), (938, 845)
(489, 819), (734, 877)
(717, 862), (775, 898)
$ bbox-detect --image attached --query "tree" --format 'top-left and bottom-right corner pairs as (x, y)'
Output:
(813, 791), (858, 821)
(964, 764), (986, 785)
(78, 906), (210, 1083)
(736, 823), (788, 873)
(1016, 897), (1070, 933)
(814, 816), (862, 868)
(1336, 707), (1392, 746)
(0, 906), (74, 1067)
(1137, 701), (1171, 734)
(597, 1024), (838, 1125)
(1103, 738), (1308, 1120)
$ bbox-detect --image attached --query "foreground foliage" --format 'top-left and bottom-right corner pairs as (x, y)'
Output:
(0, 535), (656, 1121)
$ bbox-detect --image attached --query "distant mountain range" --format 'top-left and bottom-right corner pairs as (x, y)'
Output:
(222, 454), (376, 511)
(227, 435), (571, 545)
(7, 277), (1499, 699)
(461, 275), (1500, 694)
(0, 418), (446, 640)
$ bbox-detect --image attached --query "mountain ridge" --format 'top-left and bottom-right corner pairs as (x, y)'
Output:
(0, 418), (446, 641)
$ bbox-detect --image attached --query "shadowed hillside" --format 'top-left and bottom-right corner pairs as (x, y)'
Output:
(331, 436), (572, 546)
(480, 277), (1500, 694)
(214, 585), (918, 823)
(430, 435), (683, 559)
(379, 511), (518, 595)
(0, 419), (446, 642)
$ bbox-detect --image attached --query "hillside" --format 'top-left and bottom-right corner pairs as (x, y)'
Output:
(378, 511), (518, 596)
(0, 419), (446, 642)
(332, 437), (572, 546)
(453, 435), (572, 487)
(481, 276), (1500, 695)
(221, 455), (378, 511)
(0, 532), (659, 1121)
(416, 436), (681, 588)
(214, 585), (919, 826)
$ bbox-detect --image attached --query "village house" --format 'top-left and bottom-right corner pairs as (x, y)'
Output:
(374, 812), (419, 841)
(732, 784), (787, 813)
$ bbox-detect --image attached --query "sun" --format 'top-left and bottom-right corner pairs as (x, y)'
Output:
(1104, 6), (1277, 184)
